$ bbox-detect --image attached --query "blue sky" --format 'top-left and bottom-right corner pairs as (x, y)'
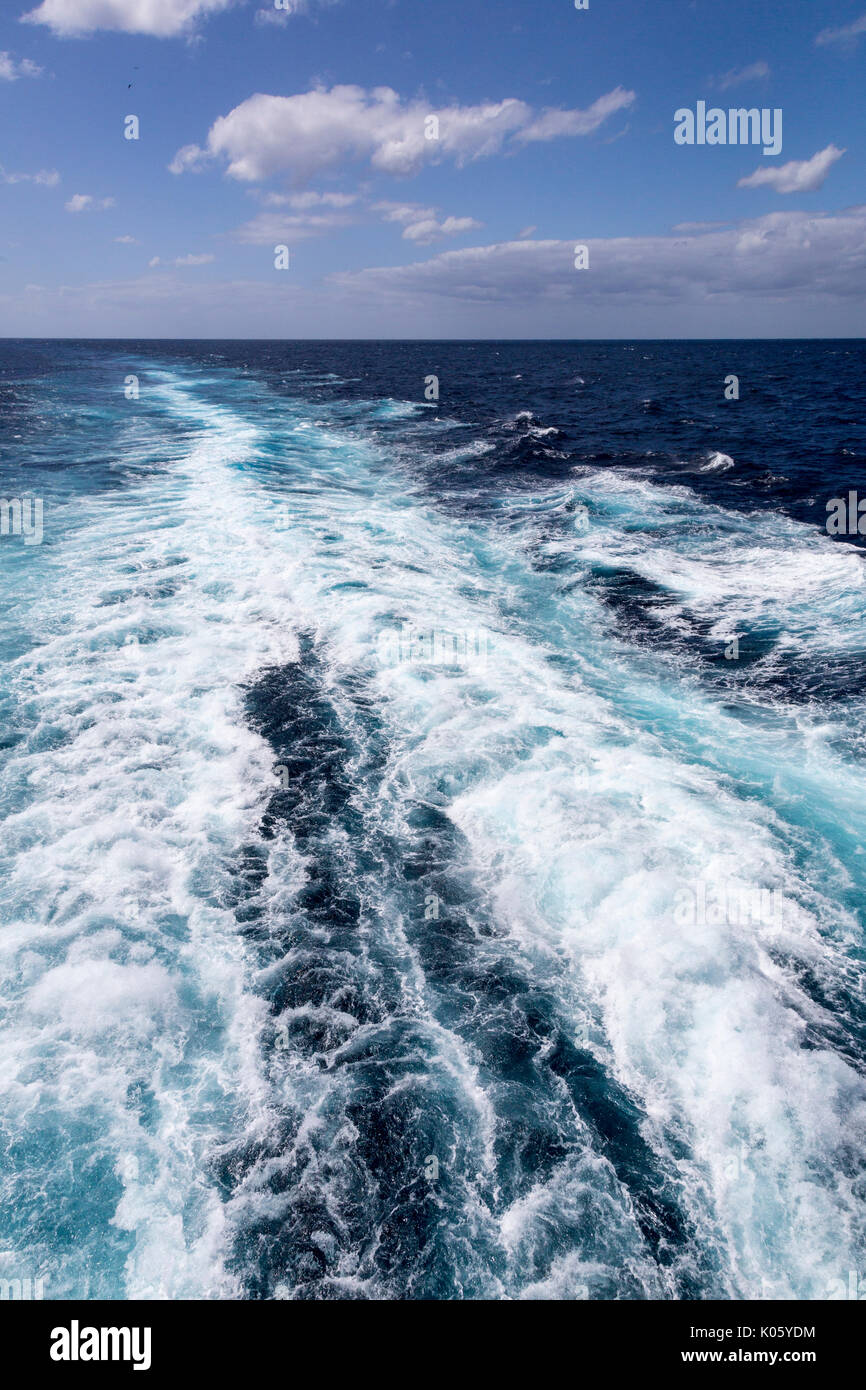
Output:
(1, 0), (864, 336)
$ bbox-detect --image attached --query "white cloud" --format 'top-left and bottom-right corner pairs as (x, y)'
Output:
(737, 144), (845, 194)
(1, 165), (59, 185)
(715, 61), (770, 90)
(256, 190), (357, 209)
(327, 207), (866, 311)
(672, 221), (730, 233)
(518, 225), (537, 239)
(232, 210), (354, 243)
(514, 87), (635, 142)
(0, 51), (42, 79)
(255, 0), (339, 23)
(21, 0), (233, 37)
(603, 122), (631, 146)
(232, 194), (477, 246)
(114, 235), (139, 243)
(65, 193), (115, 211)
(815, 14), (866, 46)
(402, 215), (482, 244)
(373, 201), (432, 224)
(372, 200), (480, 243)
(170, 83), (636, 182)
(167, 143), (211, 175)
(5, 209), (866, 336)
(149, 252), (215, 266)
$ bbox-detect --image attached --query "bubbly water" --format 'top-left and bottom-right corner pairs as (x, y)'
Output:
(1, 339), (864, 1300)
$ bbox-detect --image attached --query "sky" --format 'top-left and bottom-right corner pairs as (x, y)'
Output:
(0, 0), (864, 337)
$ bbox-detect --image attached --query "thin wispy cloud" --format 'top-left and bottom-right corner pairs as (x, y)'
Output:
(254, 191), (358, 210)
(232, 210), (355, 244)
(0, 51), (42, 80)
(815, 14), (866, 47)
(65, 193), (115, 211)
(148, 252), (215, 266)
(373, 201), (481, 244)
(1, 164), (59, 185)
(232, 194), (481, 247)
(373, 202), (434, 224)
(513, 88), (636, 142)
(401, 215), (481, 244)
(737, 144), (845, 194)
(715, 60), (770, 90)
(672, 221), (730, 233)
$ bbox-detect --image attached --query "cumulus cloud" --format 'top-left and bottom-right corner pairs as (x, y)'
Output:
(21, 0), (233, 37)
(0, 51), (42, 79)
(1, 164), (59, 185)
(714, 61), (770, 90)
(65, 193), (115, 211)
(737, 144), (845, 194)
(166, 143), (211, 175)
(327, 207), (866, 310)
(815, 14), (866, 46)
(169, 83), (636, 182)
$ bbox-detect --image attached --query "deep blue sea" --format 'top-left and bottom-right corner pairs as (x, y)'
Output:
(1, 339), (865, 1300)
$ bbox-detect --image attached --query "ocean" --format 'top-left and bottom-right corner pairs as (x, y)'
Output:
(1, 338), (865, 1301)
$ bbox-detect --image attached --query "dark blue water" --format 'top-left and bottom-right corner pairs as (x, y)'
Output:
(1, 340), (864, 1300)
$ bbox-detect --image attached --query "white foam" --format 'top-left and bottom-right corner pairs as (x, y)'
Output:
(4, 373), (863, 1300)
(262, 450), (866, 1296)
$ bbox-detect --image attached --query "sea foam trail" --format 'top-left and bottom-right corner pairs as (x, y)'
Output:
(190, 368), (866, 1299)
(230, 379), (866, 1300)
(2, 365), (864, 1300)
(0, 379), (302, 1296)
